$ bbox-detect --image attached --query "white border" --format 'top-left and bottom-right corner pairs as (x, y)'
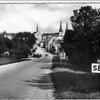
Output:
(0, 1), (100, 4)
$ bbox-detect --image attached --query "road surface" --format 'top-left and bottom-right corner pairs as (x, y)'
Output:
(0, 54), (54, 99)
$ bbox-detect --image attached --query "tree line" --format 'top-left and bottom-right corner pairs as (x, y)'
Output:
(0, 32), (36, 58)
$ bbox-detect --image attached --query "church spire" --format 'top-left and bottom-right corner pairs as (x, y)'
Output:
(59, 21), (63, 32)
(36, 24), (39, 32)
(65, 21), (68, 32)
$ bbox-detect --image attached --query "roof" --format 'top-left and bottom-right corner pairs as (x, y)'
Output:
(42, 32), (59, 36)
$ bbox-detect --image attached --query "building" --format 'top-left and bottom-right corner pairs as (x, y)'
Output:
(42, 21), (68, 53)
(33, 24), (42, 44)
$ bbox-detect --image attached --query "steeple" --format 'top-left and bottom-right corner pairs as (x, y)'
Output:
(65, 21), (68, 32)
(59, 21), (63, 32)
(36, 24), (39, 32)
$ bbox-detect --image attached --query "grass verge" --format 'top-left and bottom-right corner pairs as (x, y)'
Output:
(50, 55), (100, 99)
(0, 56), (29, 65)
(50, 71), (100, 99)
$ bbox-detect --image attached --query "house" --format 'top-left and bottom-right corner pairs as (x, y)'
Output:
(42, 21), (68, 53)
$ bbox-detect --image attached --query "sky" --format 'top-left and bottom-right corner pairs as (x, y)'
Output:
(0, 3), (100, 33)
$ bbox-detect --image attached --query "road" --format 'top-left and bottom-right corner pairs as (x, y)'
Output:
(0, 54), (54, 99)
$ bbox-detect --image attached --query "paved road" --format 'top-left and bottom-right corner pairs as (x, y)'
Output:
(0, 54), (54, 99)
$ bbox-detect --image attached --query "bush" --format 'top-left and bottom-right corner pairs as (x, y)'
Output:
(63, 44), (91, 71)
(62, 6), (100, 71)
(63, 31), (92, 71)
(50, 72), (100, 93)
(14, 45), (31, 59)
(52, 56), (60, 63)
(52, 62), (73, 69)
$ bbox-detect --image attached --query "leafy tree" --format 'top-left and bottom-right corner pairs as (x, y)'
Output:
(12, 32), (36, 58)
(63, 6), (100, 71)
(14, 32), (36, 49)
(14, 44), (31, 59)
(27, 33), (36, 48)
(0, 37), (6, 56)
(0, 31), (36, 58)
(70, 6), (100, 34)
(4, 38), (13, 50)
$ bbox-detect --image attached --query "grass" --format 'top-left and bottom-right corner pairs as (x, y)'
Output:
(50, 55), (100, 99)
(50, 71), (100, 99)
(0, 56), (29, 65)
(54, 90), (100, 99)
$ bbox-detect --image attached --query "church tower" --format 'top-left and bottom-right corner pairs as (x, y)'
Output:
(65, 21), (69, 37)
(65, 21), (68, 32)
(59, 21), (63, 32)
(59, 21), (63, 37)
(36, 24), (39, 33)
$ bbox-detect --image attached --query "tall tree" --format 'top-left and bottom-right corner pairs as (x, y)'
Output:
(12, 32), (36, 58)
(0, 37), (6, 56)
(63, 6), (100, 70)
(70, 6), (100, 34)
(14, 32), (36, 48)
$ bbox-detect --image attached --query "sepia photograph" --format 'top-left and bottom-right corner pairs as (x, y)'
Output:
(0, 0), (100, 99)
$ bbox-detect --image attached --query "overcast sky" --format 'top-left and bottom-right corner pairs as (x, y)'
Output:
(0, 3), (100, 33)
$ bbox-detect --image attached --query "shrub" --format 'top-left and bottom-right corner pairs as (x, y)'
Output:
(52, 56), (60, 63)
(52, 62), (73, 69)
(50, 72), (100, 93)
(14, 45), (31, 59)
(63, 6), (100, 71)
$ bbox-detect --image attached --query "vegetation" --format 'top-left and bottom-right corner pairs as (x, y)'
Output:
(50, 6), (100, 99)
(0, 37), (6, 56)
(0, 32), (36, 58)
(50, 55), (100, 99)
(49, 46), (56, 54)
(63, 6), (100, 70)
(50, 71), (100, 93)
(14, 32), (36, 48)
(70, 6), (100, 32)
(13, 45), (31, 59)
(0, 56), (29, 65)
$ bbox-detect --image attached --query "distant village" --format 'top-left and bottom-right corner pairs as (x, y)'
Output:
(0, 21), (69, 57)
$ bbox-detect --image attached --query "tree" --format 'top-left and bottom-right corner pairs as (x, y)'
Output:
(70, 6), (100, 34)
(27, 33), (36, 48)
(12, 32), (36, 58)
(4, 38), (13, 51)
(14, 44), (31, 59)
(70, 6), (100, 59)
(14, 32), (36, 49)
(63, 6), (100, 71)
(0, 37), (6, 56)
